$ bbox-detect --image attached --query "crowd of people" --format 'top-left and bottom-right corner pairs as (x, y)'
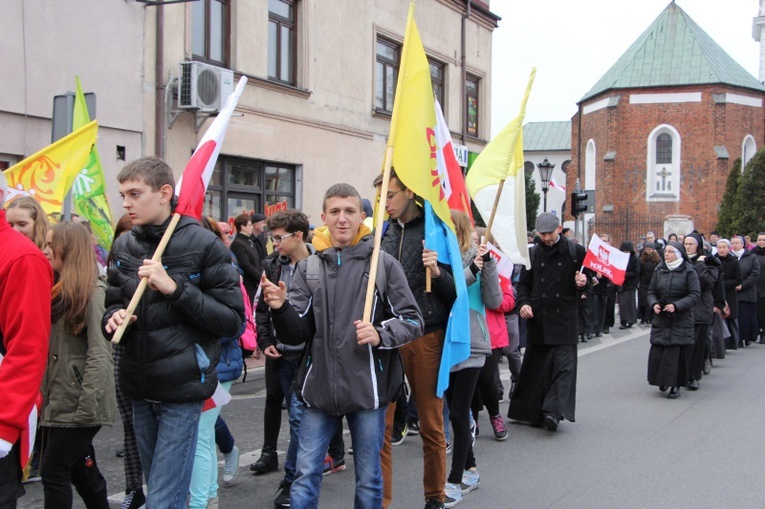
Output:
(2, 155), (764, 509)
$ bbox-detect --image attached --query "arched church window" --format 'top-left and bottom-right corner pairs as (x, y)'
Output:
(656, 133), (672, 164)
(646, 125), (680, 202)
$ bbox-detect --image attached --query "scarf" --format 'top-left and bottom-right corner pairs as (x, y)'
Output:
(666, 258), (684, 271)
(732, 249), (745, 259)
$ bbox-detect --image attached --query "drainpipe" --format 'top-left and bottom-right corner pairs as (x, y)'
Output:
(155, 4), (165, 157)
(461, 0), (471, 145)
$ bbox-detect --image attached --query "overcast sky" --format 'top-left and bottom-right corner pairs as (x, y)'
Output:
(489, 0), (763, 136)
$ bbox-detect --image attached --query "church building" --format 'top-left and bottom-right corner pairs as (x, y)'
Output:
(567, 1), (765, 240)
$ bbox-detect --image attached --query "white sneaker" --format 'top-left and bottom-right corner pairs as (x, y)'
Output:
(444, 482), (463, 507)
(223, 445), (240, 483)
(461, 469), (480, 494)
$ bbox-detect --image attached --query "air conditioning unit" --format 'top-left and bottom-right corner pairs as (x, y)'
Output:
(178, 61), (235, 112)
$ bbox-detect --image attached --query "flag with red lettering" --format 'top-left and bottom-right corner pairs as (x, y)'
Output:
(175, 76), (248, 220)
(434, 98), (473, 223)
(582, 234), (629, 285)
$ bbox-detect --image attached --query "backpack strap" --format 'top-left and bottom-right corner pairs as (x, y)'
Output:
(303, 252), (387, 300)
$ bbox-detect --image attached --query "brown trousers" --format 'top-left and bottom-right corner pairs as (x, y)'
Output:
(381, 330), (446, 507)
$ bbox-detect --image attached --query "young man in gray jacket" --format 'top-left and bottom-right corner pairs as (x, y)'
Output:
(261, 183), (423, 509)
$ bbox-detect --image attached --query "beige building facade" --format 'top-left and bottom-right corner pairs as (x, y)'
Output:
(2, 0), (498, 224)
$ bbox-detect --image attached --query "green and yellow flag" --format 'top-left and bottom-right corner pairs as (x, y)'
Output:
(4, 120), (98, 216)
(73, 76), (114, 250)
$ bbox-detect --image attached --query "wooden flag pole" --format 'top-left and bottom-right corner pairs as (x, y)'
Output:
(363, 147), (395, 322)
(483, 178), (506, 243)
(111, 212), (182, 344)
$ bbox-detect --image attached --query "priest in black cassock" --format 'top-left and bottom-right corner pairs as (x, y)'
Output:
(508, 212), (587, 431)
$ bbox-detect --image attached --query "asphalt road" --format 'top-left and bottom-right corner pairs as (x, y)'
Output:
(19, 326), (765, 508)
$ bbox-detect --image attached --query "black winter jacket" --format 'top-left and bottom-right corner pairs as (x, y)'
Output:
(380, 214), (456, 333)
(716, 253), (742, 318)
(737, 249), (760, 303)
(103, 216), (244, 403)
(647, 261), (700, 346)
(230, 233), (262, 304)
(256, 249), (314, 359)
(517, 236), (587, 346)
(752, 245), (765, 295)
(688, 255), (719, 325)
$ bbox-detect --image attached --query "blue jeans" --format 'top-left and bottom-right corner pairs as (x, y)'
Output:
(291, 406), (386, 509)
(132, 400), (203, 509)
(189, 381), (232, 509)
(277, 357), (303, 483)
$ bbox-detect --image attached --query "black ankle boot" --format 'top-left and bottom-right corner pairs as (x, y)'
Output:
(250, 446), (278, 474)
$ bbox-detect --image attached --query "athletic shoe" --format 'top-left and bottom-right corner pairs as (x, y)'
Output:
(490, 414), (508, 441)
(223, 444), (240, 483)
(391, 422), (408, 446)
(460, 469), (480, 494)
(250, 446), (278, 474)
(121, 489), (146, 509)
(274, 480), (291, 507)
(469, 421), (477, 447)
(445, 441), (452, 454)
(322, 455), (346, 475)
(407, 420), (420, 435)
(424, 498), (445, 509)
(443, 482), (463, 508)
(702, 359), (713, 375)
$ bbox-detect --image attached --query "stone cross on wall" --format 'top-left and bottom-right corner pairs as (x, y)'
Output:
(656, 166), (672, 192)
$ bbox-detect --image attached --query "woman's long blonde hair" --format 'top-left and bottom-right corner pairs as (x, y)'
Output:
(450, 209), (474, 253)
(7, 196), (49, 249)
(50, 222), (97, 335)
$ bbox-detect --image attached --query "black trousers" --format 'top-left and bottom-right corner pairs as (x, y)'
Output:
(445, 367), (481, 485)
(40, 426), (108, 509)
(0, 440), (24, 509)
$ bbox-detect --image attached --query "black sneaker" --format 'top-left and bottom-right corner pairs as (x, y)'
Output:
(407, 420), (420, 435)
(424, 498), (445, 509)
(251, 446), (278, 475)
(122, 489), (146, 509)
(274, 480), (291, 507)
(391, 422), (408, 446)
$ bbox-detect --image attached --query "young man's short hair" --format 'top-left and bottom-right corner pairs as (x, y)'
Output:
(266, 209), (310, 238)
(117, 156), (175, 191)
(233, 214), (251, 233)
(372, 168), (407, 191)
(322, 183), (363, 212)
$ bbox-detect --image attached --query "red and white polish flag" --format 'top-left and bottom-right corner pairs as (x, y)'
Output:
(202, 381), (232, 412)
(434, 98), (474, 224)
(175, 76), (248, 220)
(582, 234), (629, 286)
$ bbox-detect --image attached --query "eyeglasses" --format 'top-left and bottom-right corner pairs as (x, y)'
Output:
(270, 232), (295, 243)
(386, 189), (404, 200)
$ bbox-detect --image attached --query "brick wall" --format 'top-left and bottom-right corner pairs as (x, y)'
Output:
(567, 84), (765, 238)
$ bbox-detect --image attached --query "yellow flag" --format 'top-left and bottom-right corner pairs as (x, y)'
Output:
(389, 3), (453, 229)
(4, 121), (98, 215)
(466, 68), (536, 267)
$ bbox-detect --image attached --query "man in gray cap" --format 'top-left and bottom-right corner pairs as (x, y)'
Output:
(508, 212), (587, 431)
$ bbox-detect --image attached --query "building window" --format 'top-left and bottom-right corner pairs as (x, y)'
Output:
(192, 0), (229, 66)
(429, 59), (445, 108)
(375, 37), (400, 113)
(204, 156), (296, 221)
(743, 135), (757, 170)
(646, 125), (681, 202)
(656, 133), (672, 164)
(466, 74), (479, 137)
(585, 139), (596, 190)
(268, 0), (296, 85)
